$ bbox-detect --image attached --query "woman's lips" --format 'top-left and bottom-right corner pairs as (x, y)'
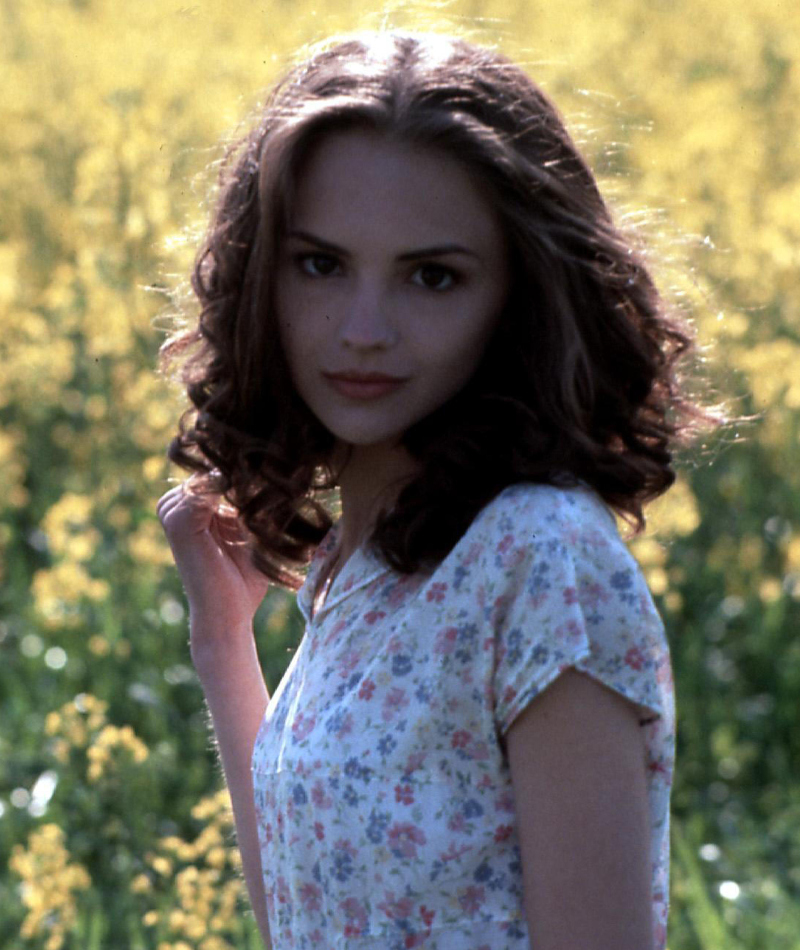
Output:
(323, 374), (407, 400)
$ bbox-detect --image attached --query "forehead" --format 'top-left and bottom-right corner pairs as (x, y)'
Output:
(288, 129), (504, 248)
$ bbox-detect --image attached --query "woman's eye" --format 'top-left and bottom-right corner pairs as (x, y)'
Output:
(297, 253), (340, 277)
(413, 264), (458, 292)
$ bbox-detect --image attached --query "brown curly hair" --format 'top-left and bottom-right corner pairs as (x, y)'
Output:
(161, 30), (720, 591)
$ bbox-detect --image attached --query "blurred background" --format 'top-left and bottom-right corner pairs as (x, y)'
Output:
(1, 0), (798, 947)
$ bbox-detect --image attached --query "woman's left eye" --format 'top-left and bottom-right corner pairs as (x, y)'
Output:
(297, 253), (340, 277)
(412, 264), (458, 292)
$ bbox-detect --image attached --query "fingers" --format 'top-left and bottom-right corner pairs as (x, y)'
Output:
(157, 484), (211, 537)
(156, 484), (187, 521)
(157, 483), (245, 547)
(157, 483), (216, 519)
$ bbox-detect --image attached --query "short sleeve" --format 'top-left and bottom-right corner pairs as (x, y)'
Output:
(488, 487), (669, 736)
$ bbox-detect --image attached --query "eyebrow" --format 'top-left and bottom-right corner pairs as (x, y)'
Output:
(286, 229), (481, 261)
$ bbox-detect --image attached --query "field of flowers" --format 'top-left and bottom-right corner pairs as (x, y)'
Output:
(1, 0), (798, 947)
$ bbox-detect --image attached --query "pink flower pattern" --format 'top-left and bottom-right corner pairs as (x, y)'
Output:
(252, 484), (675, 948)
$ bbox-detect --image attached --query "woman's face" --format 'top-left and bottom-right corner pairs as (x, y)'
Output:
(276, 129), (510, 453)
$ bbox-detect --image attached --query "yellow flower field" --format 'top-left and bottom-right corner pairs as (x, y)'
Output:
(1, 1), (798, 947)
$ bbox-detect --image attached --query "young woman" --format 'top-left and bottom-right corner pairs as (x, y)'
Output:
(158, 30), (717, 950)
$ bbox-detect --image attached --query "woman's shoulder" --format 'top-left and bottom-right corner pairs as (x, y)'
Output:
(451, 481), (657, 620)
(468, 480), (619, 545)
(446, 479), (645, 587)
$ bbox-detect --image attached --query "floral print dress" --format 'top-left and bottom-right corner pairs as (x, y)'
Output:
(251, 483), (675, 949)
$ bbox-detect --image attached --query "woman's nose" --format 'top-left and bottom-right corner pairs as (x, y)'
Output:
(338, 282), (398, 350)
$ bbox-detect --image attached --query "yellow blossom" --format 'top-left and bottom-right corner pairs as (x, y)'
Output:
(9, 824), (91, 946)
(206, 846), (228, 869)
(736, 338), (800, 409)
(759, 577), (783, 603)
(40, 493), (96, 557)
(45, 711), (62, 735)
(128, 518), (176, 566)
(644, 477), (701, 538)
(88, 635), (111, 656)
(87, 744), (110, 783)
(50, 739), (70, 764)
(32, 561), (111, 626)
(785, 537), (800, 573)
(159, 835), (186, 853)
(191, 789), (232, 822)
(629, 537), (667, 568)
(645, 567), (669, 596)
(194, 824), (224, 854)
(150, 855), (174, 877)
(178, 842), (198, 861)
(200, 937), (235, 950)
(168, 909), (187, 930)
(107, 504), (132, 529)
(177, 864), (200, 884)
(143, 453), (169, 482)
(0, 429), (28, 510)
(130, 873), (152, 894)
(183, 915), (209, 939)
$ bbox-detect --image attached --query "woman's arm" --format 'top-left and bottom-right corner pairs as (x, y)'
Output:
(505, 667), (654, 950)
(194, 634), (272, 949)
(157, 485), (273, 948)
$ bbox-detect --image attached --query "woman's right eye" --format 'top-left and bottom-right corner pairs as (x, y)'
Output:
(296, 253), (340, 277)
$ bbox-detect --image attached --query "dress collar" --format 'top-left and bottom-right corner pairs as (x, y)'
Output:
(297, 520), (393, 624)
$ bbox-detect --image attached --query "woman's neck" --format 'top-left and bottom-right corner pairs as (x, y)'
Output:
(334, 441), (420, 564)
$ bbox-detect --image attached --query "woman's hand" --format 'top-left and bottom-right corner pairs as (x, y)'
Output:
(156, 483), (270, 652)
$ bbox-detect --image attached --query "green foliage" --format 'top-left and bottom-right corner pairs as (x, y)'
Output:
(1, 0), (798, 947)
